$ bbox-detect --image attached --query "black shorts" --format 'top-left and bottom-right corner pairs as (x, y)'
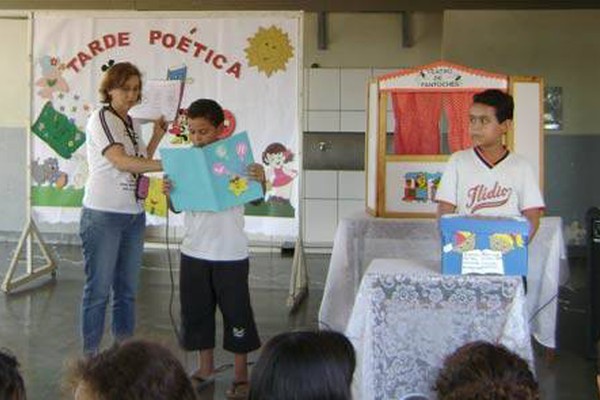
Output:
(179, 253), (261, 354)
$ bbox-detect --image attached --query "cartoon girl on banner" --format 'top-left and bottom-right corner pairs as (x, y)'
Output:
(262, 142), (297, 204)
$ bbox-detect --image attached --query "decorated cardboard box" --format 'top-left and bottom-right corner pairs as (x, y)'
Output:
(439, 215), (530, 276)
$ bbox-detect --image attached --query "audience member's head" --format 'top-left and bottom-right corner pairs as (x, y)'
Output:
(435, 341), (539, 400)
(0, 349), (26, 400)
(67, 339), (195, 400)
(249, 330), (355, 400)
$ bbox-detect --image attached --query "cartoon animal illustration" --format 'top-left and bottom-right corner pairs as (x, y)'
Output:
(262, 142), (297, 204)
(31, 157), (68, 188)
(168, 109), (190, 145)
(35, 55), (69, 100)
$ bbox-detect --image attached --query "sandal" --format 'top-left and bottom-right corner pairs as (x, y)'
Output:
(190, 374), (215, 393)
(225, 380), (249, 399)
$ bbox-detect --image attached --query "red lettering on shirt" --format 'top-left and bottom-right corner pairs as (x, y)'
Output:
(465, 182), (512, 213)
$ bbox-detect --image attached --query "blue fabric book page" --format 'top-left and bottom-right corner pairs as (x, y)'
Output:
(160, 132), (263, 212)
(160, 147), (217, 211)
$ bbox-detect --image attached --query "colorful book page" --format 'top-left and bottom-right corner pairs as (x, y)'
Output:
(160, 132), (263, 212)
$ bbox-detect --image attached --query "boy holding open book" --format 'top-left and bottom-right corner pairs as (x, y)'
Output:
(163, 99), (264, 399)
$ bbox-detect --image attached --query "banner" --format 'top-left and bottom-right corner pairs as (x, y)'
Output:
(31, 12), (301, 237)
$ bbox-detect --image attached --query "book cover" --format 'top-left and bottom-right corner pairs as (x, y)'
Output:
(160, 132), (264, 212)
(439, 215), (529, 276)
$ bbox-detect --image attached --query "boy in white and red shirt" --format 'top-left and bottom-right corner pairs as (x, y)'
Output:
(435, 89), (544, 240)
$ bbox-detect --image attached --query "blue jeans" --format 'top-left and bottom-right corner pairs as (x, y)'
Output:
(79, 207), (146, 355)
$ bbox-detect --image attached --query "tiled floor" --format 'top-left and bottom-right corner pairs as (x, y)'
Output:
(0, 241), (597, 399)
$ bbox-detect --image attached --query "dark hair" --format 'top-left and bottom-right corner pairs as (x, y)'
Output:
(249, 331), (355, 400)
(0, 349), (26, 400)
(473, 89), (514, 123)
(262, 143), (294, 164)
(435, 341), (539, 400)
(187, 99), (224, 127)
(67, 339), (195, 400)
(99, 62), (142, 103)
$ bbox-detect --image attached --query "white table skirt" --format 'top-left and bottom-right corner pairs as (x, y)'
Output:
(318, 213), (568, 349)
(346, 259), (533, 400)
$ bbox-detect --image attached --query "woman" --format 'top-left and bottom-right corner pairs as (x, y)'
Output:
(80, 62), (166, 355)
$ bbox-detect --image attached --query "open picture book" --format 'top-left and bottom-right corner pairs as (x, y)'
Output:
(160, 131), (264, 212)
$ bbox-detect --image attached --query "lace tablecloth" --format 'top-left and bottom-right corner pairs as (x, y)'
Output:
(346, 259), (533, 400)
(319, 214), (567, 349)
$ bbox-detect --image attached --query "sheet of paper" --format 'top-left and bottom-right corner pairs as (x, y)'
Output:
(128, 80), (182, 122)
(461, 249), (504, 275)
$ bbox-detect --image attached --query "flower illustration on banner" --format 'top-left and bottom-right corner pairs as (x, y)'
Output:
(35, 55), (69, 100)
(244, 25), (294, 77)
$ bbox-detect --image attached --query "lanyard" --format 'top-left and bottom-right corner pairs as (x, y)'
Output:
(106, 105), (140, 157)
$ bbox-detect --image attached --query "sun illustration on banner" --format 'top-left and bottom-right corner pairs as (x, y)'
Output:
(244, 25), (294, 77)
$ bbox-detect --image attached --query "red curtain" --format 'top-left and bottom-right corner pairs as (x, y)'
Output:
(443, 91), (479, 153)
(392, 92), (442, 155)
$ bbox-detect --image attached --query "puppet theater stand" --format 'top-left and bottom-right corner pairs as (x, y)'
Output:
(365, 60), (544, 218)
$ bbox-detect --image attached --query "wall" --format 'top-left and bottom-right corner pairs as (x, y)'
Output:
(442, 10), (600, 136)
(443, 10), (600, 230)
(304, 12), (443, 68)
(0, 16), (28, 234)
(0, 17), (27, 127)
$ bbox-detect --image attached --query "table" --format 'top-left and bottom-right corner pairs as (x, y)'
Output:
(346, 259), (533, 400)
(318, 213), (568, 349)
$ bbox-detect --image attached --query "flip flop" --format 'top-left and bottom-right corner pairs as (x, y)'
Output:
(225, 380), (249, 399)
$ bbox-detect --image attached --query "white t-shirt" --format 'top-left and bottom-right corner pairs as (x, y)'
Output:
(435, 147), (545, 216)
(180, 206), (249, 261)
(83, 106), (148, 214)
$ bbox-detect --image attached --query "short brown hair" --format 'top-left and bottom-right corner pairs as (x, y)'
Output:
(435, 341), (539, 400)
(66, 339), (195, 400)
(0, 349), (26, 400)
(98, 62), (142, 103)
